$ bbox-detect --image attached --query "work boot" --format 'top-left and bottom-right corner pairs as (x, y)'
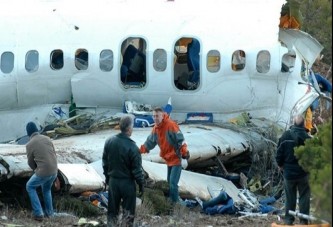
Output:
(33, 215), (43, 222)
(300, 218), (308, 225)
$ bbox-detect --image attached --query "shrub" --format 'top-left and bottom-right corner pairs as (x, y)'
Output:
(295, 120), (332, 224)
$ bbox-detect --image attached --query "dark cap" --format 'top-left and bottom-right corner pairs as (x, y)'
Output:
(26, 122), (39, 137)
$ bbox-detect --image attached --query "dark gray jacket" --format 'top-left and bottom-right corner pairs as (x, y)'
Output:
(102, 133), (144, 185)
(275, 125), (311, 180)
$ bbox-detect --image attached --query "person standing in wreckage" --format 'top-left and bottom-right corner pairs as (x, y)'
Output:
(102, 114), (144, 227)
(275, 115), (312, 225)
(140, 107), (190, 204)
(25, 122), (58, 221)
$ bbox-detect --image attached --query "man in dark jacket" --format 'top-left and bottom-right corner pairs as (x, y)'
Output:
(102, 114), (144, 227)
(25, 122), (58, 221)
(275, 115), (311, 225)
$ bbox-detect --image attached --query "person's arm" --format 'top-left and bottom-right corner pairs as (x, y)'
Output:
(131, 145), (145, 196)
(180, 142), (189, 159)
(140, 132), (157, 154)
(131, 146), (144, 185)
(174, 126), (189, 159)
(275, 137), (285, 170)
(26, 146), (37, 170)
(102, 140), (109, 182)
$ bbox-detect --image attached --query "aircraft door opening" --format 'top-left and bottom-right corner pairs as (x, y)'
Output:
(174, 37), (200, 90)
(120, 37), (147, 88)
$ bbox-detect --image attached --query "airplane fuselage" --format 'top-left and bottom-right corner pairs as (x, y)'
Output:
(0, 0), (321, 142)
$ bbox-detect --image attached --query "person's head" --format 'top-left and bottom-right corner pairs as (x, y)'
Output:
(152, 107), (164, 125)
(293, 115), (305, 127)
(119, 114), (134, 136)
(26, 122), (39, 137)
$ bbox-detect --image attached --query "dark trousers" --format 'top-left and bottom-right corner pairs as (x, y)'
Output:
(107, 178), (136, 227)
(284, 175), (310, 225)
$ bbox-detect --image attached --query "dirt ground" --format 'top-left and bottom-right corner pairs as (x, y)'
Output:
(0, 204), (284, 227)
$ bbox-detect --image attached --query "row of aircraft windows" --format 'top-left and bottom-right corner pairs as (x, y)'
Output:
(0, 49), (281, 73)
(0, 37), (296, 91)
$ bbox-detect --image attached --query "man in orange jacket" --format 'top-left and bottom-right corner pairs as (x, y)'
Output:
(140, 107), (190, 203)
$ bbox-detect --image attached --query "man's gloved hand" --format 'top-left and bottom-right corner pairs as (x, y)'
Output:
(182, 150), (190, 160)
(138, 183), (144, 197)
(181, 158), (188, 169)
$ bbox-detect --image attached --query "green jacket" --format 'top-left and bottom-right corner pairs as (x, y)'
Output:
(102, 132), (144, 185)
(275, 125), (311, 180)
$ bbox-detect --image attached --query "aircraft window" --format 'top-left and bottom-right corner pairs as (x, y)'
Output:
(256, 50), (270, 73)
(50, 50), (64, 70)
(232, 50), (246, 71)
(153, 49), (167, 72)
(281, 50), (296, 73)
(75, 49), (88, 70)
(120, 37), (146, 88)
(1, 52), (14, 74)
(100, 49), (113, 72)
(300, 60), (308, 82)
(26, 50), (39, 73)
(174, 37), (200, 90)
(207, 50), (220, 73)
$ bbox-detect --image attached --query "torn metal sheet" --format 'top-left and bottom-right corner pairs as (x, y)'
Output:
(57, 163), (104, 194)
(0, 119), (275, 207)
(91, 160), (242, 203)
(0, 150), (242, 203)
(1, 122), (255, 181)
(279, 29), (324, 66)
(142, 160), (242, 203)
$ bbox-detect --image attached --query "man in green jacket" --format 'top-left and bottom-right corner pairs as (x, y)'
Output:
(102, 114), (144, 227)
(275, 115), (311, 225)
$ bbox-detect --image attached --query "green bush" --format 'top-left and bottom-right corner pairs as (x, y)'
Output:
(295, 120), (332, 224)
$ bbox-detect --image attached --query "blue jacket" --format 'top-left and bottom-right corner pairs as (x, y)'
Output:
(204, 197), (236, 215)
(203, 192), (237, 215)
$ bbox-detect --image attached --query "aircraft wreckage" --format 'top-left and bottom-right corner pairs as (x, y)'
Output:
(0, 0), (330, 222)
(0, 108), (280, 206)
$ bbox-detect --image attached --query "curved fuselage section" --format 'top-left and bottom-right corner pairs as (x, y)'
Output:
(0, 0), (321, 142)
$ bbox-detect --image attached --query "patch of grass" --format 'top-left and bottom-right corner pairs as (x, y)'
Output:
(142, 188), (173, 215)
(141, 181), (174, 215)
(54, 194), (102, 217)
